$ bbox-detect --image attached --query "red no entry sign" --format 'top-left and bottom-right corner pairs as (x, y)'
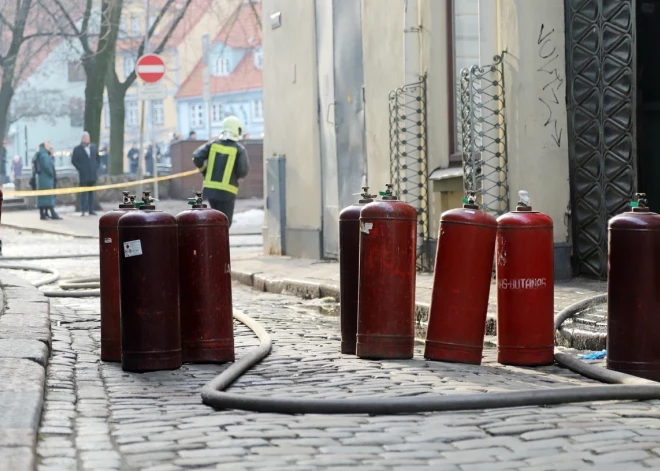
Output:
(136, 54), (166, 83)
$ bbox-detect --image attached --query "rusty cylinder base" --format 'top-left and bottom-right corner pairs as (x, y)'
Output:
(355, 334), (414, 360)
(424, 341), (483, 365)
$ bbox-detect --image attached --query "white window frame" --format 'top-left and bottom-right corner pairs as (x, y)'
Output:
(189, 103), (205, 129)
(254, 48), (263, 70)
(131, 16), (141, 37)
(123, 55), (135, 79)
(251, 99), (263, 123)
(214, 56), (231, 76)
(211, 103), (224, 125)
(126, 100), (138, 127)
(151, 100), (164, 126)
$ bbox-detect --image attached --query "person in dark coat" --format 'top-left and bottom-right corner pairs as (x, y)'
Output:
(35, 142), (60, 220)
(71, 131), (100, 216)
(144, 144), (160, 176)
(127, 142), (139, 174)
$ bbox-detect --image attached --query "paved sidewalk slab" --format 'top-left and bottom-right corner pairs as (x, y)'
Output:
(0, 273), (50, 471)
(230, 253), (608, 350)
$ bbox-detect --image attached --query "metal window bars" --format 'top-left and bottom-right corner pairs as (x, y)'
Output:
(389, 73), (432, 272)
(459, 54), (510, 217)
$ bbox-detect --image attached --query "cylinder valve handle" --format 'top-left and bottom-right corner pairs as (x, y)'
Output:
(516, 190), (532, 211)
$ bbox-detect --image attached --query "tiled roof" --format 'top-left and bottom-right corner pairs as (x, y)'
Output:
(174, 2), (262, 99)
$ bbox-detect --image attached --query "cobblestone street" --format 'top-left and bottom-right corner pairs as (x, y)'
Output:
(1, 229), (660, 470)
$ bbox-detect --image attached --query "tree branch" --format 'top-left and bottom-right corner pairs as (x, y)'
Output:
(0, 10), (15, 31)
(120, 0), (193, 92)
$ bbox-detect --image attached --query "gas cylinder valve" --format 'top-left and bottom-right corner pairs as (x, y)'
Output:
(121, 191), (131, 204)
(463, 191), (479, 209)
(136, 192), (156, 210)
(188, 191), (204, 206)
(517, 190), (532, 211)
(632, 193), (648, 208)
(380, 183), (397, 200)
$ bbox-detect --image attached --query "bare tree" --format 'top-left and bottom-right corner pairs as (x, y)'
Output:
(0, 0), (54, 141)
(46, 0), (123, 147)
(105, 0), (192, 175)
(9, 86), (69, 125)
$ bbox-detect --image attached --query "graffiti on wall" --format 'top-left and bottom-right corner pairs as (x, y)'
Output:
(537, 23), (564, 148)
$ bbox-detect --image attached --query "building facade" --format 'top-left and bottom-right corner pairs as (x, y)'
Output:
(263, 0), (637, 280)
(175, 2), (264, 139)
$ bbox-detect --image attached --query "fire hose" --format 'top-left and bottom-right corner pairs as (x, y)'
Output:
(0, 261), (659, 414)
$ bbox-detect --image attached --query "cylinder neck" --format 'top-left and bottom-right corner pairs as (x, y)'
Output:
(118, 204), (134, 209)
(632, 206), (650, 213)
(463, 203), (479, 210)
(516, 206), (532, 212)
(192, 203), (208, 209)
(139, 205), (156, 211)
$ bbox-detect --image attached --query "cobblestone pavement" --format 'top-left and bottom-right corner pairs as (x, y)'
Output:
(3, 229), (660, 470)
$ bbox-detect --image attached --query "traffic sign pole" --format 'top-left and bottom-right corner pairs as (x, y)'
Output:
(136, 49), (167, 201)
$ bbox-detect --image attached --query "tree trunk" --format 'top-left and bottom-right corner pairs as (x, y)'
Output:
(0, 80), (14, 143)
(82, 60), (104, 146)
(107, 78), (126, 175)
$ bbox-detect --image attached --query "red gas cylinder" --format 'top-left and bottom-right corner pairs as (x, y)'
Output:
(99, 191), (136, 362)
(496, 190), (554, 366)
(356, 184), (417, 360)
(608, 193), (660, 381)
(425, 192), (497, 365)
(118, 192), (181, 372)
(339, 187), (375, 354)
(177, 192), (234, 364)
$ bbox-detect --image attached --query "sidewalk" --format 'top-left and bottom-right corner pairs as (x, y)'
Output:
(1, 198), (264, 240)
(230, 252), (608, 351)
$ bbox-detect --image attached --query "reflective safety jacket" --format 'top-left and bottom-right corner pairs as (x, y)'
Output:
(192, 139), (250, 201)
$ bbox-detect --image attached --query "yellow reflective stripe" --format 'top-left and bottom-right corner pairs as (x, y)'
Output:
(203, 181), (238, 194)
(204, 143), (238, 194)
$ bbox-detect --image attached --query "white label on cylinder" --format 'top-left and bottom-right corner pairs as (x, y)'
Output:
(498, 278), (547, 290)
(360, 222), (373, 234)
(123, 240), (143, 258)
(104, 238), (112, 244)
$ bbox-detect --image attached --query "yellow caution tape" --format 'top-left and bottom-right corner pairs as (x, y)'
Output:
(2, 169), (201, 197)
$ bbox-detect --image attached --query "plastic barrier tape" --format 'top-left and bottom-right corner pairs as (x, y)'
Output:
(3, 169), (201, 197)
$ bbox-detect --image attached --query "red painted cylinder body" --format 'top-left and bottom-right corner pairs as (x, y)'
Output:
(356, 196), (417, 359)
(425, 204), (497, 364)
(496, 205), (554, 366)
(339, 194), (373, 354)
(176, 203), (234, 363)
(99, 201), (136, 362)
(608, 205), (660, 380)
(118, 204), (181, 372)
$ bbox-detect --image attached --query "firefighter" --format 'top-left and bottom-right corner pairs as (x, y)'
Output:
(192, 115), (250, 226)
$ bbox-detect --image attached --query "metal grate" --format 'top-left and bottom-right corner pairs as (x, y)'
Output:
(459, 54), (510, 217)
(389, 74), (432, 272)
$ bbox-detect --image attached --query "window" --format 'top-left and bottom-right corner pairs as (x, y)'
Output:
(151, 100), (164, 126)
(67, 61), (85, 82)
(251, 99), (263, 122)
(254, 48), (263, 70)
(119, 18), (127, 39)
(211, 103), (225, 125)
(214, 56), (231, 76)
(131, 16), (141, 37)
(126, 100), (138, 127)
(69, 98), (84, 127)
(189, 103), (205, 129)
(123, 56), (135, 79)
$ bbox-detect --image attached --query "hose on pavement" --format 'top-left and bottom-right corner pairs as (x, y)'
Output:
(2, 260), (659, 414)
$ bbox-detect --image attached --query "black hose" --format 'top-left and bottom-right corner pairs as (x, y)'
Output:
(4, 258), (659, 414)
(202, 295), (660, 414)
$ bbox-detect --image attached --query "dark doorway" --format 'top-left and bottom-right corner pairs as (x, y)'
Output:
(637, 0), (660, 211)
(565, 0), (636, 279)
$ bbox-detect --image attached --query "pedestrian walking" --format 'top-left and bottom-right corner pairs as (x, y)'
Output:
(192, 115), (250, 226)
(34, 142), (61, 220)
(144, 144), (160, 176)
(10, 155), (22, 182)
(127, 142), (139, 175)
(71, 131), (100, 216)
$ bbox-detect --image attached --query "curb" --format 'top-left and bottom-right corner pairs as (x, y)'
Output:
(0, 273), (50, 471)
(230, 269), (605, 351)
